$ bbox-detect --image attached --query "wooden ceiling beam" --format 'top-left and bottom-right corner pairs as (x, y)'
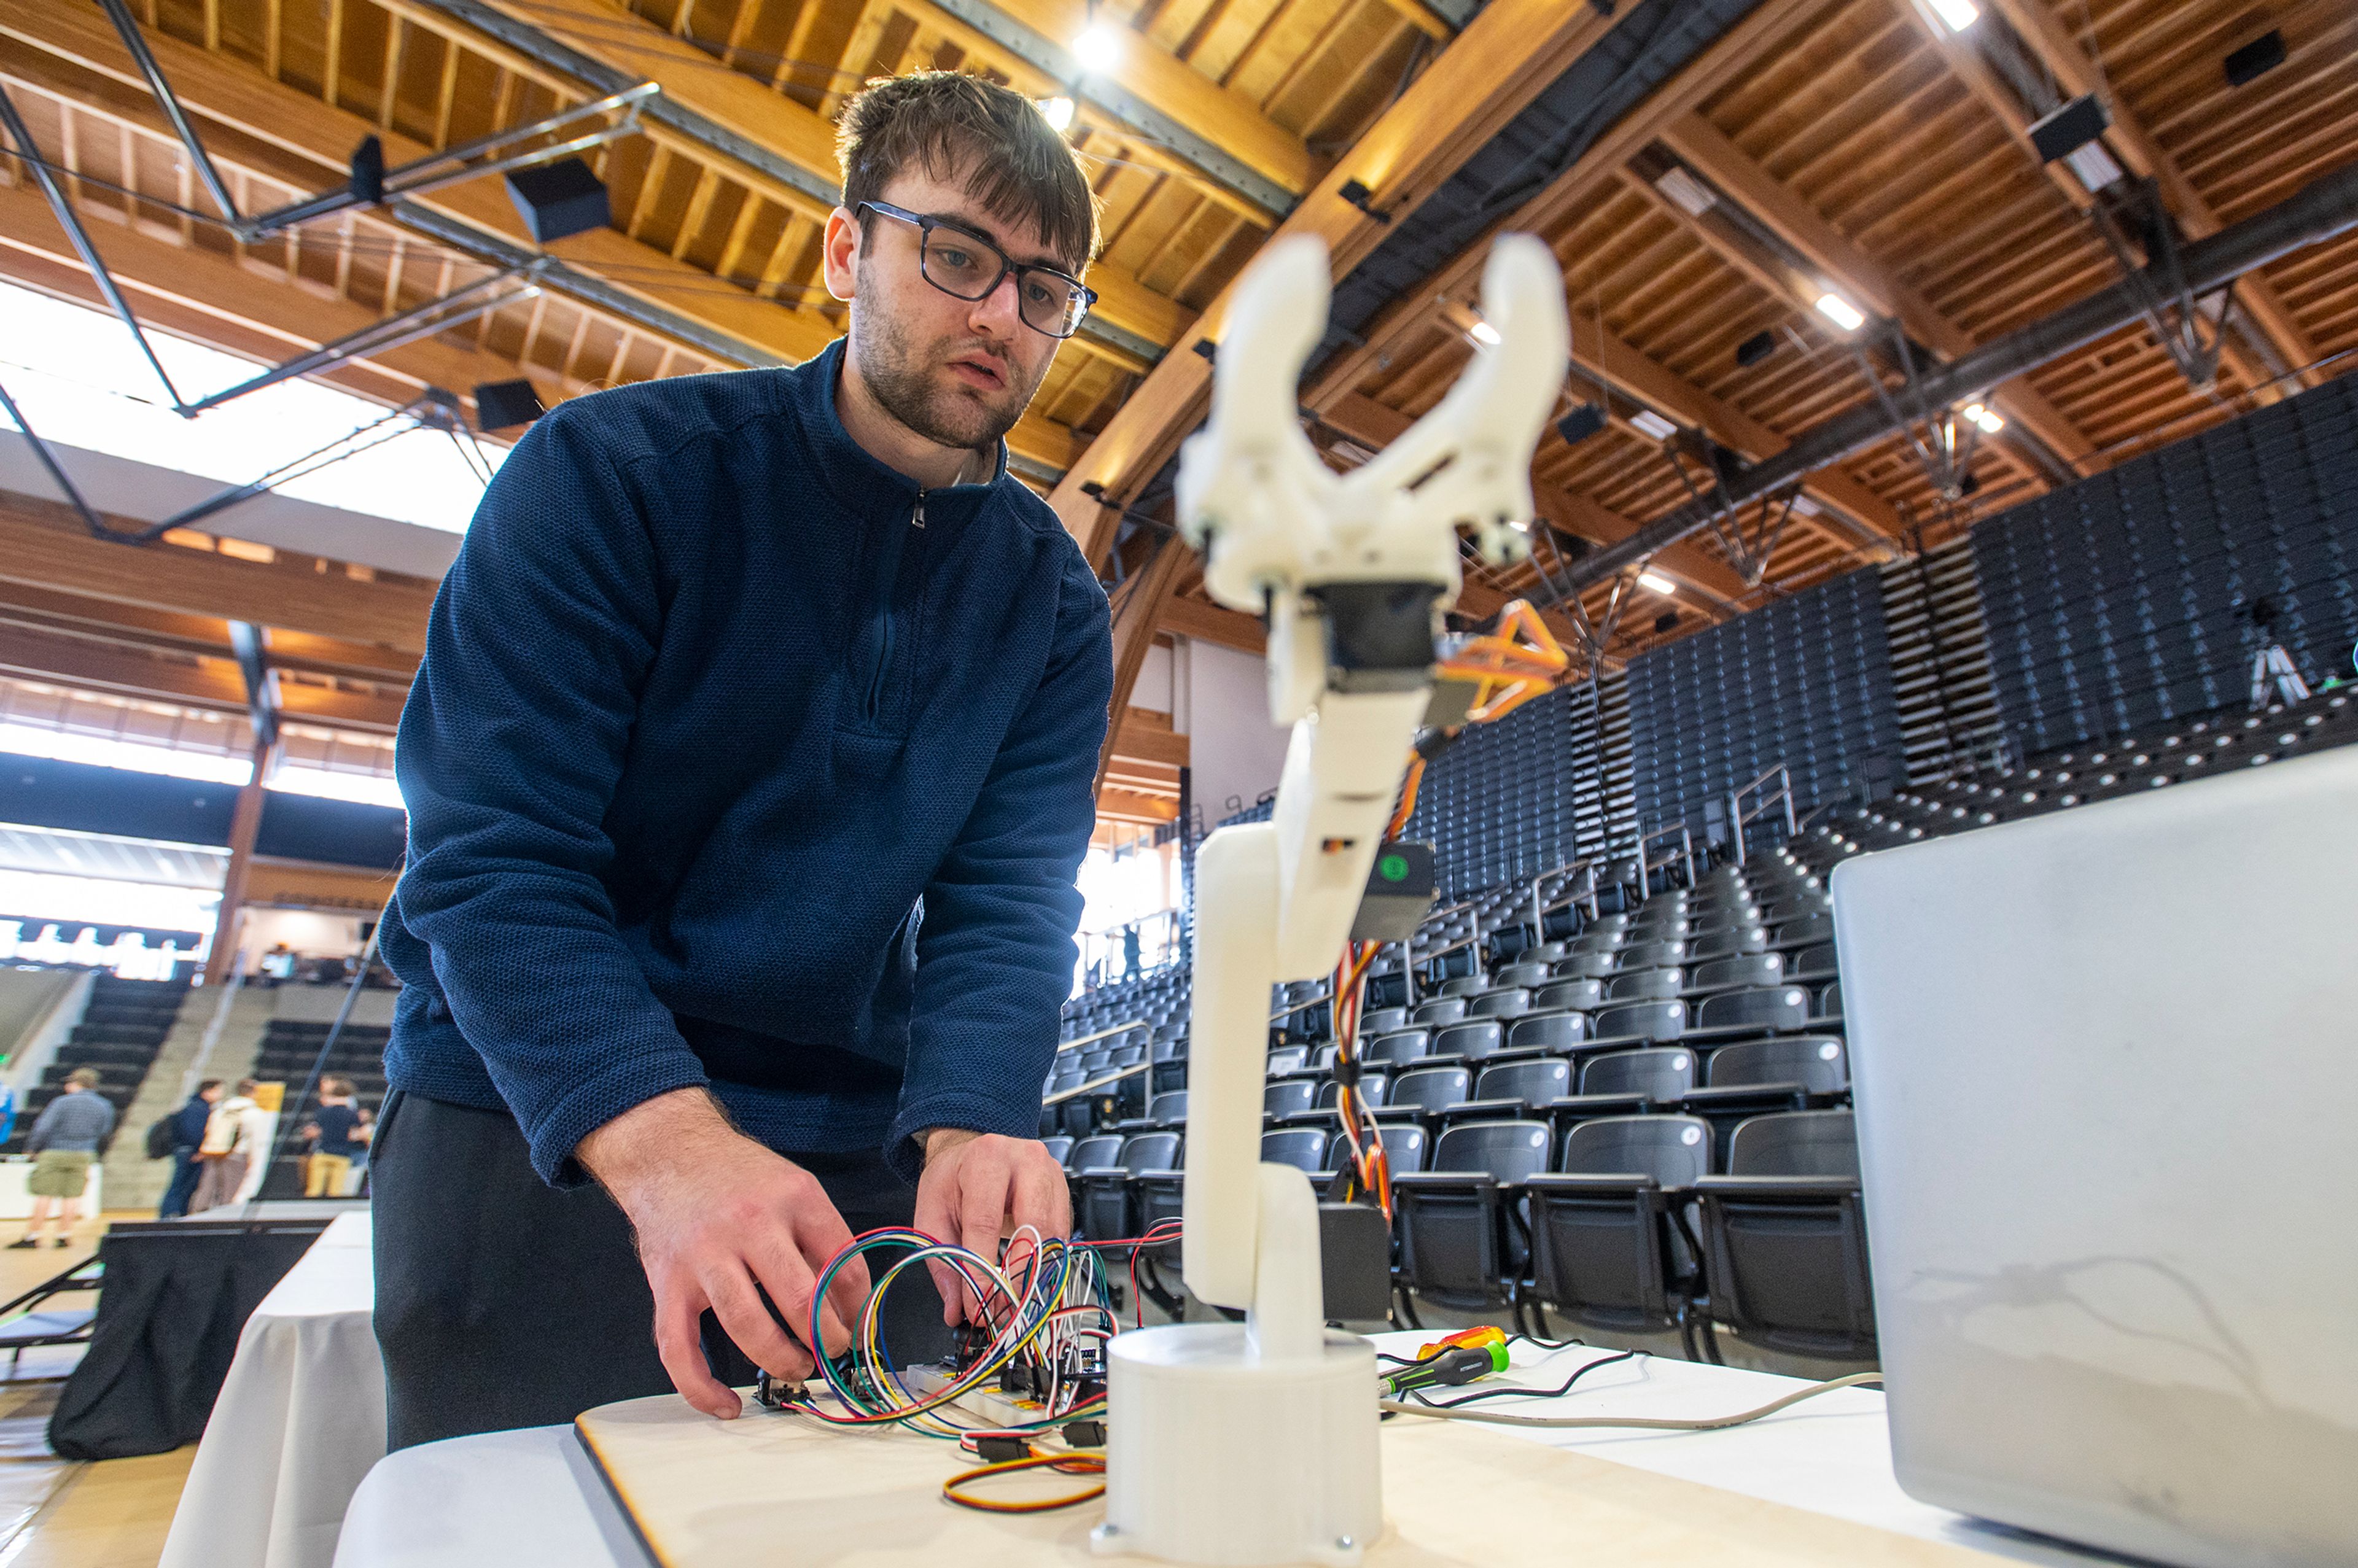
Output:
(422, 0), (1193, 363)
(1560, 311), (1902, 555)
(0, 177), (547, 424)
(0, 621), (408, 733)
(1048, 0), (1625, 569)
(1317, 392), (1751, 616)
(1656, 111), (2103, 478)
(1156, 594), (1264, 654)
(1301, 0), (1827, 413)
(1092, 535), (1189, 799)
(0, 487), (436, 656)
(0, 6), (1088, 472)
(1885, 0), (2283, 403)
(970, 0), (1317, 196)
(1980, 0), (2325, 393)
(1094, 786), (1178, 825)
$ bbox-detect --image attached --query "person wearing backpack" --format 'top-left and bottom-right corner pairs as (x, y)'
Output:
(154, 1080), (222, 1219)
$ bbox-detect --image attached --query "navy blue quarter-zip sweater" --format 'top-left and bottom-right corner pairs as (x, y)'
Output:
(380, 340), (1112, 1187)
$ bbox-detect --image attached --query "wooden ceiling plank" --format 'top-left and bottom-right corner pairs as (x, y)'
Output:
(0, 10), (1093, 472)
(1560, 309), (1901, 553)
(1318, 392), (1750, 615)
(407, 0), (1191, 362)
(0, 487), (437, 656)
(0, 179), (557, 415)
(1657, 110), (2103, 478)
(1156, 592), (1263, 653)
(1301, 0), (1827, 415)
(1049, 0), (1627, 570)
(1885, 0), (2280, 403)
(1983, 0), (2325, 391)
(979, 0), (1313, 195)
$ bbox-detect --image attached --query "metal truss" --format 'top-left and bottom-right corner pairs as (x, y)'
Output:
(94, 0), (656, 241)
(1842, 324), (1990, 505)
(1660, 431), (1796, 587)
(0, 376), (493, 548)
(2082, 175), (2231, 391)
(0, 4), (650, 424)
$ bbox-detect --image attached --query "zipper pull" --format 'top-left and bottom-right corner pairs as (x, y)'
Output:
(912, 492), (927, 529)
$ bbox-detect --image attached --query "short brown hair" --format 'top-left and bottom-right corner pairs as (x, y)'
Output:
(235, 1079), (258, 1096)
(837, 71), (1099, 273)
(323, 1077), (352, 1099)
(64, 1068), (99, 1090)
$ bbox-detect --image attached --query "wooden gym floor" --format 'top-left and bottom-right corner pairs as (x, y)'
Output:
(0, 1211), (196, 1568)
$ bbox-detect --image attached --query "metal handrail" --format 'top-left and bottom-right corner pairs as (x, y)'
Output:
(1633, 821), (1698, 899)
(1729, 764), (1799, 861)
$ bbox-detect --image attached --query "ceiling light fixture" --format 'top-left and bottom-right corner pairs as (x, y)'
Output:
(1961, 402), (2005, 435)
(1468, 318), (1502, 346)
(1654, 167), (1717, 218)
(1628, 408), (1678, 441)
(1928, 0), (1979, 30)
(2063, 142), (2125, 193)
(1038, 96), (1076, 132)
(1637, 570), (1677, 594)
(1072, 24), (1123, 72)
(1815, 293), (1867, 332)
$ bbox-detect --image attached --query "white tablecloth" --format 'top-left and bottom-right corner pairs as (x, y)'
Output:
(332, 1333), (2114, 1567)
(0, 1157), (100, 1217)
(161, 1210), (382, 1568)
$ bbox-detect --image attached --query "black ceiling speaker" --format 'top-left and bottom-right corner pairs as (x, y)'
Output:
(472, 379), (547, 432)
(2224, 30), (2284, 88)
(1555, 403), (1607, 446)
(505, 157), (610, 244)
(348, 134), (386, 205)
(1653, 610), (1680, 634)
(2028, 94), (2109, 165)
(1735, 329), (1777, 368)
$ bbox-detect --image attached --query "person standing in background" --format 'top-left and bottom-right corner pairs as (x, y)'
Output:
(302, 1079), (370, 1197)
(12, 1069), (114, 1248)
(189, 1079), (263, 1214)
(157, 1079), (224, 1219)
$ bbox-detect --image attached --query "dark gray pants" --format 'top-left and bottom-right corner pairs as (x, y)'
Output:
(371, 1090), (949, 1451)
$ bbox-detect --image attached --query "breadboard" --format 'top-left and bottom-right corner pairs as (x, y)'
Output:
(574, 1390), (2000, 1568)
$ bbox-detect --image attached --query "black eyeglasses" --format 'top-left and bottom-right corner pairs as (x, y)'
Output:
(857, 201), (1097, 340)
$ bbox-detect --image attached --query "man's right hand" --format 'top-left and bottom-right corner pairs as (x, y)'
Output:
(577, 1088), (871, 1419)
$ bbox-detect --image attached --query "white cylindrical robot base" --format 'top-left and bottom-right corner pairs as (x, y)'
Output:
(1093, 1324), (1381, 1567)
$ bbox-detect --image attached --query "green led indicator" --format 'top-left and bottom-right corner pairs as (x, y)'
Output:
(1378, 853), (1409, 882)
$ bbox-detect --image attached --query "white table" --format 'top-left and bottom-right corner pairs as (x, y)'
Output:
(161, 1210), (383, 1568)
(333, 1333), (2112, 1567)
(0, 1157), (100, 1218)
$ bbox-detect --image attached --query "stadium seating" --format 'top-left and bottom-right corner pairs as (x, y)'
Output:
(1051, 692), (2358, 1363)
(6, 976), (190, 1152)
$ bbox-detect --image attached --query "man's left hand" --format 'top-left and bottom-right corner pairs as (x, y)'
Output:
(914, 1130), (1072, 1325)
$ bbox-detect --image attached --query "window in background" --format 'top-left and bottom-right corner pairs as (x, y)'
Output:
(0, 679), (405, 808)
(0, 280), (501, 534)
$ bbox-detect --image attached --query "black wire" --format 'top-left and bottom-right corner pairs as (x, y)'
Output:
(1404, 1348), (1640, 1410)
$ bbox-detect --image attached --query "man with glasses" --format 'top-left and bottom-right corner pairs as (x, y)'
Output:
(371, 71), (1113, 1446)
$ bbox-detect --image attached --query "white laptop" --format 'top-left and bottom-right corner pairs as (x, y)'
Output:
(1831, 741), (2358, 1568)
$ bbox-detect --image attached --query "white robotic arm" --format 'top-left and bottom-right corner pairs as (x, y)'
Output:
(1097, 235), (1568, 1567)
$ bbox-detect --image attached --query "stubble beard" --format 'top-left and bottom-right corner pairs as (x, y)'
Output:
(852, 263), (1038, 454)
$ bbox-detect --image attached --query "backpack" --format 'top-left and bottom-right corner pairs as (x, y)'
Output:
(145, 1115), (176, 1160)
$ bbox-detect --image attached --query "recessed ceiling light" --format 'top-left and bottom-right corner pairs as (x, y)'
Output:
(1038, 96), (1075, 131)
(1815, 293), (1866, 332)
(1654, 167), (1716, 218)
(1637, 570), (1677, 594)
(1629, 409), (1678, 441)
(1072, 25), (1122, 72)
(2064, 141), (2125, 193)
(1928, 0), (1979, 30)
